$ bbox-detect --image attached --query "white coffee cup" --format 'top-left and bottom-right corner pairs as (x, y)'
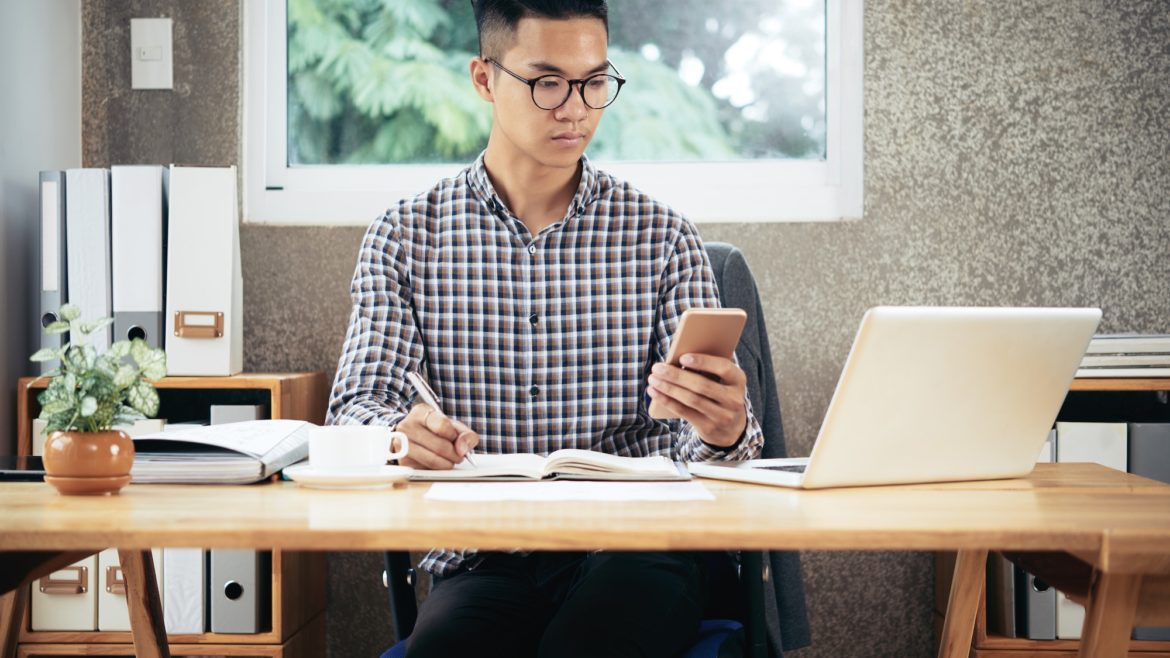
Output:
(308, 426), (409, 473)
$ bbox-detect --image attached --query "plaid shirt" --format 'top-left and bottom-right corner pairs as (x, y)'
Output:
(327, 153), (764, 576)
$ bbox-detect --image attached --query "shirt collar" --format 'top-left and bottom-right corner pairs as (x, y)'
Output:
(468, 151), (601, 224)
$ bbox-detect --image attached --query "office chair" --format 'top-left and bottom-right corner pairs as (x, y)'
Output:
(380, 242), (810, 658)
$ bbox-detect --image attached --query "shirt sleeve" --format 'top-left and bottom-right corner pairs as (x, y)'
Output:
(652, 221), (765, 462)
(326, 208), (424, 428)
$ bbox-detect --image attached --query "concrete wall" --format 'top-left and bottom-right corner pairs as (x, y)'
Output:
(78, 0), (1170, 656)
(0, 0), (82, 455)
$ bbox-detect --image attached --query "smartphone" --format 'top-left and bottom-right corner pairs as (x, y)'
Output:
(0, 455), (46, 481)
(648, 307), (748, 419)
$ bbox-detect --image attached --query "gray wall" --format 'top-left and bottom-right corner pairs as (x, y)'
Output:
(0, 0), (82, 456)
(78, 1), (1170, 656)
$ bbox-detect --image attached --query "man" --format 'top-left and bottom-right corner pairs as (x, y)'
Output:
(327, 1), (764, 656)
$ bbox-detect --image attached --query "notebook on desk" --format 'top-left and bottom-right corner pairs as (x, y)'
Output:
(689, 306), (1102, 489)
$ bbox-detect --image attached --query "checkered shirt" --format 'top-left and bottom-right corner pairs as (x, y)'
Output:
(327, 152), (764, 576)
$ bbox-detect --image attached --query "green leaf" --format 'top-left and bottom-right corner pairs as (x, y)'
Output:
(107, 340), (132, 360)
(130, 339), (167, 380)
(59, 304), (81, 321)
(113, 364), (138, 389)
(79, 396), (98, 417)
(79, 317), (114, 335)
(40, 399), (73, 415)
(29, 347), (61, 362)
(126, 380), (160, 417)
(44, 321), (71, 335)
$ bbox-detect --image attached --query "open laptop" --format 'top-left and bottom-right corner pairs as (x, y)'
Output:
(688, 306), (1102, 489)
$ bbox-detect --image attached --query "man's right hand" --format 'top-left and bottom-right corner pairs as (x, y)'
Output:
(395, 404), (479, 470)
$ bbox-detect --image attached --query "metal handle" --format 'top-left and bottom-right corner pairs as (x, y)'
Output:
(39, 566), (88, 595)
(174, 310), (224, 338)
(105, 565), (126, 595)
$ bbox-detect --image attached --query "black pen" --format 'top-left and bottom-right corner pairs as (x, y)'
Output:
(406, 371), (478, 467)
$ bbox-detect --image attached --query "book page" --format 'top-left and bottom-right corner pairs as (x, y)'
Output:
(134, 420), (309, 459)
(409, 453), (548, 480)
(542, 449), (681, 478)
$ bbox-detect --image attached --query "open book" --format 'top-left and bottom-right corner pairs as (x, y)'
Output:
(131, 419), (310, 484)
(408, 449), (689, 482)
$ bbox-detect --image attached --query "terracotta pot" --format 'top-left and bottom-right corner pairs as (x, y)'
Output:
(42, 429), (135, 495)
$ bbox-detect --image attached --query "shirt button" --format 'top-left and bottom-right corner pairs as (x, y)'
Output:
(529, 385), (540, 396)
(528, 313), (539, 325)
(527, 245), (537, 255)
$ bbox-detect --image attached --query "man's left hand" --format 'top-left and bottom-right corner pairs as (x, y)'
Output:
(647, 353), (748, 448)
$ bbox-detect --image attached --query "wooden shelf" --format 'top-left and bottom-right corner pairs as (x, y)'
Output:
(14, 373), (328, 655)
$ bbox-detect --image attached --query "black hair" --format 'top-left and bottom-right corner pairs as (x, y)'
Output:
(472, 0), (609, 59)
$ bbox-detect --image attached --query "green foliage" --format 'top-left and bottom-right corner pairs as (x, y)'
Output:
(30, 304), (166, 433)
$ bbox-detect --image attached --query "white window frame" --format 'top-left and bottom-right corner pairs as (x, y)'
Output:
(242, 0), (863, 225)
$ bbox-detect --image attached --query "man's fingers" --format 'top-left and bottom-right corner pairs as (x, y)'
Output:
(678, 353), (744, 384)
(647, 373), (722, 417)
(423, 407), (459, 439)
(451, 420), (480, 456)
(400, 441), (456, 470)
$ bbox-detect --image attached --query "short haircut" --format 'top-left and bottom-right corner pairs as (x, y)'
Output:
(472, 0), (609, 60)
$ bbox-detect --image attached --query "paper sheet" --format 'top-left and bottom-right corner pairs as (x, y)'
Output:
(424, 480), (715, 502)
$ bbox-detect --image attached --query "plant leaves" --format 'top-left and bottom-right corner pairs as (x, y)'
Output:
(107, 340), (131, 360)
(127, 380), (160, 417)
(79, 396), (98, 417)
(44, 321), (71, 335)
(58, 304), (81, 321)
(40, 399), (72, 415)
(113, 364), (138, 389)
(79, 317), (114, 335)
(29, 347), (61, 362)
(130, 340), (167, 381)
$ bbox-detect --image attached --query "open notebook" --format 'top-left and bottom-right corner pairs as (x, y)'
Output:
(409, 449), (689, 482)
(131, 419), (310, 484)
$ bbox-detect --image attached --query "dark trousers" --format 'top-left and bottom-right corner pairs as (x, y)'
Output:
(405, 551), (705, 658)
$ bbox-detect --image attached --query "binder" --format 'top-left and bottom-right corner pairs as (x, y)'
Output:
(164, 165), (242, 375)
(30, 555), (98, 631)
(163, 547), (206, 634)
(1128, 423), (1170, 641)
(1053, 422), (1128, 638)
(210, 404), (267, 424)
(986, 554), (1015, 637)
(65, 168), (113, 350)
(97, 548), (164, 631)
(111, 165), (168, 349)
(209, 550), (270, 633)
(35, 171), (68, 374)
(1015, 567), (1056, 640)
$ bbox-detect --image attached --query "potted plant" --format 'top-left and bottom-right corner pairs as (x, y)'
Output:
(29, 304), (166, 495)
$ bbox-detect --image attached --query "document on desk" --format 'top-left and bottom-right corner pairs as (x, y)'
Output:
(424, 480), (715, 502)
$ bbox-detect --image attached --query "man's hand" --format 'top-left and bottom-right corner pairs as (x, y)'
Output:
(646, 353), (748, 448)
(395, 404), (480, 470)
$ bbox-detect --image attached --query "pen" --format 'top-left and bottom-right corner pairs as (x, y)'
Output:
(405, 371), (478, 467)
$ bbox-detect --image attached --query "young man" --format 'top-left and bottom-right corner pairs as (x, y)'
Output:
(327, 1), (764, 656)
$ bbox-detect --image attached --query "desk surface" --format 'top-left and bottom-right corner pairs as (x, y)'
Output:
(2, 464), (1168, 558)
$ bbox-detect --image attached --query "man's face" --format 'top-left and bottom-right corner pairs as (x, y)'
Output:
(484, 16), (609, 170)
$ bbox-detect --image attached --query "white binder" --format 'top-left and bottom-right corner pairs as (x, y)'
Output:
(97, 548), (164, 631)
(111, 165), (167, 349)
(65, 168), (113, 350)
(163, 547), (206, 634)
(30, 555), (98, 631)
(164, 165), (242, 375)
(35, 171), (68, 373)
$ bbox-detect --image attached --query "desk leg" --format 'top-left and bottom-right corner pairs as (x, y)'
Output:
(1078, 570), (1141, 658)
(118, 549), (171, 658)
(1, 586), (28, 658)
(938, 549), (987, 658)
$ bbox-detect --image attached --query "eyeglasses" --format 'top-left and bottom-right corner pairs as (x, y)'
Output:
(485, 58), (626, 110)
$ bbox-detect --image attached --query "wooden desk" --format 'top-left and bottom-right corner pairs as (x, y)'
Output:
(2, 463), (1168, 658)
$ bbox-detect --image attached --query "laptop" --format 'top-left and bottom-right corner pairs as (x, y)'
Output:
(688, 306), (1102, 489)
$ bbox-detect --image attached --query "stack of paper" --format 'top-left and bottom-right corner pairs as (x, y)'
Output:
(1077, 334), (1170, 377)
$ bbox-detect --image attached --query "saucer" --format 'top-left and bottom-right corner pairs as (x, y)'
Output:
(284, 463), (413, 490)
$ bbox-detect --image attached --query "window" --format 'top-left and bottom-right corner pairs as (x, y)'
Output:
(243, 0), (862, 225)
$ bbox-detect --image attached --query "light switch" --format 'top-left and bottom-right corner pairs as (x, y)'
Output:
(130, 18), (173, 90)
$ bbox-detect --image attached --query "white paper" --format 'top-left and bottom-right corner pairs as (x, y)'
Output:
(424, 480), (715, 502)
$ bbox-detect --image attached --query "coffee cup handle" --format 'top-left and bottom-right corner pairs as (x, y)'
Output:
(386, 431), (410, 462)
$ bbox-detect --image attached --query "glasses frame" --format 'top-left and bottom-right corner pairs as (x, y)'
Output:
(484, 58), (627, 110)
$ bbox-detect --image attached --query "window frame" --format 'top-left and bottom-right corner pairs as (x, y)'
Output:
(242, 0), (863, 225)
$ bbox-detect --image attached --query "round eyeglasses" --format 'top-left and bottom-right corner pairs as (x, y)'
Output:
(485, 58), (626, 110)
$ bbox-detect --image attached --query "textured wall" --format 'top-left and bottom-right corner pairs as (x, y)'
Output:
(83, 0), (1170, 656)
